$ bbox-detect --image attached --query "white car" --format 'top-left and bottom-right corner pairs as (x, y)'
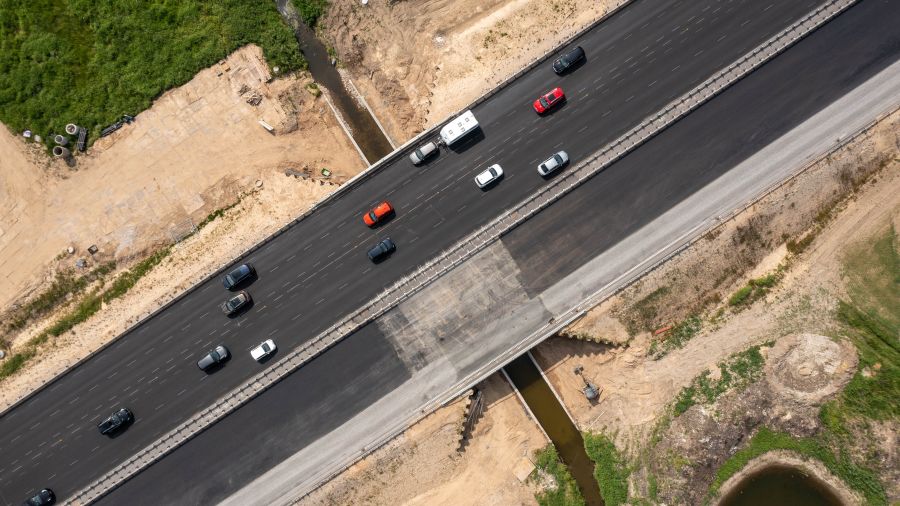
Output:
(250, 339), (276, 361)
(537, 151), (569, 176)
(474, 164), (504, 188)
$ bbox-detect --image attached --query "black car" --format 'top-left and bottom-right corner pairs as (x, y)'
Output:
(98, 408), (133, 435)
(197, 345), (229, 371)
(220, 290), (251, 316)
(222, 263), (255, 290)
(367, 238), (396, 262)
(23, 488), (55, 506)
(552, 45), (585, 74)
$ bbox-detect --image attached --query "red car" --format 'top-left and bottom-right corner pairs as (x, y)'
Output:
(363, 201), (394, 227)
(533, 87), (565, 114)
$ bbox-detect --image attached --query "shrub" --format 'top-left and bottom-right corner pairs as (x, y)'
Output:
(291, 0), (330, 27)
(583, 432), (629, 506)
(728, 285), (753, 306)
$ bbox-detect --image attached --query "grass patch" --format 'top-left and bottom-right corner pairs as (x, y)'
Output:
(0, 248), (171, 381)
(673, 344), (767, 416)
(0, 0), (305, 144)
(820, 225), (899, 433)
(648, 315), (702, 359)
(532, 445), (585, 506)
(583, 432), (630, 506)
(728, 268), (785, 308)
(709, 427), (886, 504)
(291, 0), (330, 27)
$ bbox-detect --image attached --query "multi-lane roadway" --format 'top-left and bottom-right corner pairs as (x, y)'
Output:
(4, 0), (895, 503)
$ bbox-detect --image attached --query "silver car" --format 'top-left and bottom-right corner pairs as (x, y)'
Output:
(409, 141), (438, 165)
(474, 164), (504, 188)
(197, 345), (229, 371)
(537, 150), (569, 176)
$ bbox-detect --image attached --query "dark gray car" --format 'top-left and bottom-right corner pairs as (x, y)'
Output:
(552, 45), (585, 74)
(23, 488), (55, 506)
(220, 291), (251, 316)
(197, 345), (229, 371)
(367, 238), (396, 262)
(222, 264), (254, 290)
(97, 407), (133, 435)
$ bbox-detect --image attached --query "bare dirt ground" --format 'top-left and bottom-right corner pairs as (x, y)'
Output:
(0, 45), (364, 313)
(321, 0), (620, 142)
(301, 374), (547, 506)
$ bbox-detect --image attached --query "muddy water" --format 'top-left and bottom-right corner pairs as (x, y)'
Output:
(504, 354), (604, 506)
(719, 465), (845, 506)
(275, 0), (393, 164)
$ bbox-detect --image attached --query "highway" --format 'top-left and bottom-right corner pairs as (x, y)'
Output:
(101, 1), (900, 502)
(0, 0), (877, 503)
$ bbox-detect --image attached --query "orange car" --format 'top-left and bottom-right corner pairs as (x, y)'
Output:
(363, 201), (394, 227)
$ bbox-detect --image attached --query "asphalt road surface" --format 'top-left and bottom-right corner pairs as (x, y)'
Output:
(96, 1), (900, 503)
(1, 0), (868, 502)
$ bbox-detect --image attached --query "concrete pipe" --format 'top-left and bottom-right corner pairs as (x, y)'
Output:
(54, 134), (69, 146)
(52, 146), (71, 158)
(65, 123), (79, 135)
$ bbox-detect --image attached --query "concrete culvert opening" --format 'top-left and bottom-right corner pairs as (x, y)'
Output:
(52, 146), (71, 158)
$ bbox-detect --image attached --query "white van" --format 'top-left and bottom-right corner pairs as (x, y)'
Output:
(440, 110), (479, 146)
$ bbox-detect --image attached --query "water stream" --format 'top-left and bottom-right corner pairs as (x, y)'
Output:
(274, 0), (393, 164)
(504, 354), (604, 506)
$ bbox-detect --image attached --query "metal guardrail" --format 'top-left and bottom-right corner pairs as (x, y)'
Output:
(2, 0), (634, 424)
(287, 0), (866, 501)
(68, 0), (857, 503)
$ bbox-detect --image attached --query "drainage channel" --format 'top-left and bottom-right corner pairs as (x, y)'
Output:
(504, 353), (604, 506)
(275, 0), (394, 164)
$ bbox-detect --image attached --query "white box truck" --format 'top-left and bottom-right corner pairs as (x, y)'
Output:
(440, 110), (479, 146)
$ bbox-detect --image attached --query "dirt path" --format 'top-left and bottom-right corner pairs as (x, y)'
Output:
(0, 45), (364, 312)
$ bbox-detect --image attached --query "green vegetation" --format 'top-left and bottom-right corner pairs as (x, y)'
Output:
(583, 432), (630, 506)
(0, 0), (304, 143)
(673, 344), (767, 416)
(710, 427), (886, 504)
(712, 226), (897, 504)
(533, 445), (585, 506)
(728, 269), (784, 308)
(820, 225), (899, 433)
(291, 0), (330, 27)
(0, 248), (170, 381)
(3, 261), (115, 334)
(648, 315), (702, 358)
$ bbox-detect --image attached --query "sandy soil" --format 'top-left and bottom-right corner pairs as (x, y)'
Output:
(0, 45), (364, 313)
(301, 374), (547, 506)
(321, 0), (620, 142)
(532, 109), (900, 440)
